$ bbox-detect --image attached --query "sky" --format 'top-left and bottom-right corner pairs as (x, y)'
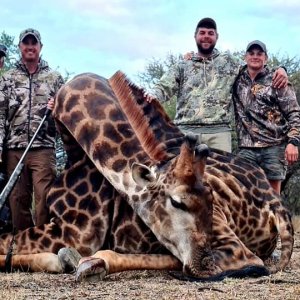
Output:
(1, 0), (299, 83)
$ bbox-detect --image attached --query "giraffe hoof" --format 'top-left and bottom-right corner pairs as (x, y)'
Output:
(58, 247), (82, 273)
(75, 257), (108, 282)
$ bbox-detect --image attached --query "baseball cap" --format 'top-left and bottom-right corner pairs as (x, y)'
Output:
(196, 18), (217, 30)
(246, 40), (267, 54)
(19, 28), (42, 44)
(0, 44), (7, 57)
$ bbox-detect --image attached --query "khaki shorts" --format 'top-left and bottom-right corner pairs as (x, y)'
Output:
(178, 126), (232, 152)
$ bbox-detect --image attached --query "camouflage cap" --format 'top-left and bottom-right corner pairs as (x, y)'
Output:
(246, 40), (267, 54)
(0, 44), (7, 57)
(19, 28), (42, 44)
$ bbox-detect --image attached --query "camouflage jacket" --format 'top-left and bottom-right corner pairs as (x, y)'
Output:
(0, 59), (64, 158)
(152, 49), (241, 128)
(232, 66), (300, 147)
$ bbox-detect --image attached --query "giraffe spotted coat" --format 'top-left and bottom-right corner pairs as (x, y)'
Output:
(0, 71), (294, 280)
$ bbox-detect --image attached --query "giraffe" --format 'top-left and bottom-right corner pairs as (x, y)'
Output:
(0, 71), (217, 278)
(0, 71), (293, 281)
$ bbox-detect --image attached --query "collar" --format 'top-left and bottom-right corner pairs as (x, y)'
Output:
(16, 58), (49, 73)
(191, 48), (220, 62)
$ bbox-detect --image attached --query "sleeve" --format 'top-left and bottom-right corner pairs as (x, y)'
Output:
(277, 84), (300, 145)
(151, 63), (182, 104)
(0, 76), (9, 159)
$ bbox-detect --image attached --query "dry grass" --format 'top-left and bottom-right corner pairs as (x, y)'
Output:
(0, 217), (300, 300)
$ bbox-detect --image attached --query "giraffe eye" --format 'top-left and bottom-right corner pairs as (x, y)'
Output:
(170, 196), (188, 211)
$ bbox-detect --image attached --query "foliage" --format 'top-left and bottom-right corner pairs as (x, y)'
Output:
(137, 53), (181, 119)
(266, 53), (300, 103)
(0, 31), (19, 75)
(282, 162), (300, 215)
(137, 53), (182, 91)
(62, 70), (74, 83)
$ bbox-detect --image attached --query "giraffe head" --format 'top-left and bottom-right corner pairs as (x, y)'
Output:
(131, 137), (216, 277)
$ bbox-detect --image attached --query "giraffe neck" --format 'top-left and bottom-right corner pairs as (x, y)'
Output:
(54, 72), (184, 211)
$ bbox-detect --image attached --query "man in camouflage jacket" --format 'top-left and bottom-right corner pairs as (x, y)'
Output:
(0, 28), (64, 231)
(232, 40), (300, 193)
(149, 18), (287, 152)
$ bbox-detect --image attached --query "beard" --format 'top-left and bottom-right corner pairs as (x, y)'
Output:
(197, 44), (215, 56)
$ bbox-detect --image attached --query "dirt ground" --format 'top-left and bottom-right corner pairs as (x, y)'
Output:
(1, 229), (299, 300)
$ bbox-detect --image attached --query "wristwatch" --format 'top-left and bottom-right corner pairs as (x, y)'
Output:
(289, 139), (299, 147)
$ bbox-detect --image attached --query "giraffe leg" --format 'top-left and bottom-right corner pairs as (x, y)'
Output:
(0, 253), (63, 273)
(212, 228), (269, 276)
(212, 236), (265, 269)
(76, 250), (182, 282)
(210, 206), (268, 276)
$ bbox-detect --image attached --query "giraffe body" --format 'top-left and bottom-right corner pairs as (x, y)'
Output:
(0, 72), (293, 281)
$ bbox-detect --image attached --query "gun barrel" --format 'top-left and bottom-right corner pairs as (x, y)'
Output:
(0, 163), (24, 209)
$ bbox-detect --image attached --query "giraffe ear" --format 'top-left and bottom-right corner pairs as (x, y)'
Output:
(131, 163), (157, 187)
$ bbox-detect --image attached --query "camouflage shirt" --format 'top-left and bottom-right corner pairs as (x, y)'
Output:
(0, 59), (64, 157)
(232, 66), (300, 147)
(152, 49), (241, 128)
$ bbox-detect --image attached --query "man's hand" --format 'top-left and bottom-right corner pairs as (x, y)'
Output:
(285, 143), (299, 165)
(272, 67), (288, 89)
(146, 94), (156, 103)
(183, 51), (194, 60)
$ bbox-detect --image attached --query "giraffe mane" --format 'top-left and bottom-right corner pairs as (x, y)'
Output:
(109, 71), (181, 162)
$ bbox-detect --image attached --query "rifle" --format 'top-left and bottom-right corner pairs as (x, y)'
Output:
(0, 172), (11, 233)
(0, 108), (52, 230)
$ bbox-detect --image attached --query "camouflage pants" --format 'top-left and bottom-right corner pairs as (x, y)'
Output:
(6, 148), (56, 231)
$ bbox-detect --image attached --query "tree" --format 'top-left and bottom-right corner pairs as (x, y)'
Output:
(0, 31), (19, 74)
(267, 53), (300, 103)
(137, 53), (182, 119)
(137, 53), (182, 91)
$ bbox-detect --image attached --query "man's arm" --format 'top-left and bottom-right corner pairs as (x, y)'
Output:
(146, 63), (181, 104)
(0, 77), (9, 162)
(277, 84), (300, 164)
(272, 67), (288, 89)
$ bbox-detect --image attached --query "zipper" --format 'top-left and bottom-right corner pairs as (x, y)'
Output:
(27, 73), (33, 144)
